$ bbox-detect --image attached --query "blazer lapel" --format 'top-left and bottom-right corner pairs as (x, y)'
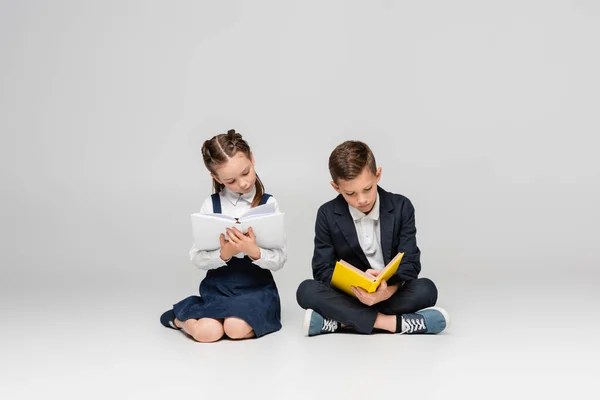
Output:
(334, 196), (370, 268)
(378, 186), (395, 265)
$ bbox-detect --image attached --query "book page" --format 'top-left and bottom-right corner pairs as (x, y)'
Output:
(240, 213), (285, 249)
(191, 206), (285, 251)
(376, 252), (404, 283)
(240, 202), (276, 218)
(191, 214), (240, 251)
(191, 213), (236, 222)
(339, 260), (377, 281)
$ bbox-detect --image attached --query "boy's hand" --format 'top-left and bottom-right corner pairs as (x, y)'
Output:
(365, 269), (381, 278)
(224, 227), (261, 260)
(351, 280), (393, 306)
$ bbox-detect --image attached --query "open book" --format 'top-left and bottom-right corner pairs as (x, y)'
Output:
(330, 252), (405, 297)
(191, 202), (285, 251)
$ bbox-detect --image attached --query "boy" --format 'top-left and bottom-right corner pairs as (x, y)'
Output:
(296, 140), (449, 336)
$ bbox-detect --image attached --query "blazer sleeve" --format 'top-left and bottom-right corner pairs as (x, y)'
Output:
(311, 206), (337, 284)
(391, 198), (422, 283)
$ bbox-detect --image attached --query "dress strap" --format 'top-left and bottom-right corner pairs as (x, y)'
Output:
(211, 193), (222, 214)
(258, 193), (272, 206)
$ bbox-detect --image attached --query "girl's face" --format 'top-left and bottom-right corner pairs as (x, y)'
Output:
(212, 152), (257, 195)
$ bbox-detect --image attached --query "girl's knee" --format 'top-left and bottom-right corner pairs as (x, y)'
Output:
(189, 318), (224, 343)
(223, 317), (253, 339)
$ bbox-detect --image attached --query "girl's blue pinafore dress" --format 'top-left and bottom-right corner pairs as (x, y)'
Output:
(172, 193), (282, 337)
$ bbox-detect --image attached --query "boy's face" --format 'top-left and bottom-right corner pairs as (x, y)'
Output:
(331, 166), (382, 214)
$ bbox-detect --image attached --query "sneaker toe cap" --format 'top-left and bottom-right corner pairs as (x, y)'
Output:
(423, 309), (449, 333)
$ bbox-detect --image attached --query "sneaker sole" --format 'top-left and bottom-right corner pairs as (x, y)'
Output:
(420, 306), (451, 330)
(303, 309), (314, 337)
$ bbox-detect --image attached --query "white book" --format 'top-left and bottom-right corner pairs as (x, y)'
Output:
(190, 203), (286, 251)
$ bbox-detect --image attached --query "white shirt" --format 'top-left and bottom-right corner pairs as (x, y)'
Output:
(189, 187), (287, 272)
(348, 193), (385, 270)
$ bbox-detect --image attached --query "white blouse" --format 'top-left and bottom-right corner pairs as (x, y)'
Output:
(189, 186), (287, 272)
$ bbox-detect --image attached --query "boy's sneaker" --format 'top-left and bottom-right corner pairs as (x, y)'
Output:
(400, 307), (450, 334)
(303, 309), (339, 337)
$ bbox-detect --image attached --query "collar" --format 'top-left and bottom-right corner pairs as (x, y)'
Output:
(349, 192), (380, 221)
(223, 186), (256, 206)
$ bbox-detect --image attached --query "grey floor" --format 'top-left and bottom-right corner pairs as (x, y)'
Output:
(2, 265), (598, 400)
(3, 1), (600, 398)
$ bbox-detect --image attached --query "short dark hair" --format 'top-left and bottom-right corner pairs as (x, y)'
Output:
(328, 140), (377, 183)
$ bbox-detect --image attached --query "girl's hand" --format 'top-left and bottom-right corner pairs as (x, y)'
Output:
(225, 226), (261, 260)
(219, 234), (236, 261)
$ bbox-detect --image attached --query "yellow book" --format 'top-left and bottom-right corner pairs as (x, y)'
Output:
(330, 252), (405, 297)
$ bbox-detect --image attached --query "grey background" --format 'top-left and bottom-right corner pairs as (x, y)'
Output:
(2, 1), (599, 399)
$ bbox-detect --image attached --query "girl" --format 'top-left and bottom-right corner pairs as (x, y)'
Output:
(160, 129), (286, 342)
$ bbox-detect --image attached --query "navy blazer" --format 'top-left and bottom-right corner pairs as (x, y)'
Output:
(311, 186), (422, 285)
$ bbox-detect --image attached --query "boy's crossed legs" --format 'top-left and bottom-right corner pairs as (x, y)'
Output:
(296, 278), (449, 336)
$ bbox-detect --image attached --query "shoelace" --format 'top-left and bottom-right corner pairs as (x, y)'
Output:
(400, 316), (426, 334)
(322, 319), (338, 332)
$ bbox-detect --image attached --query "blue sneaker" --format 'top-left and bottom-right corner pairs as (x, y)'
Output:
(303, 309), (339, 337)
(400, 307), (450, 334)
